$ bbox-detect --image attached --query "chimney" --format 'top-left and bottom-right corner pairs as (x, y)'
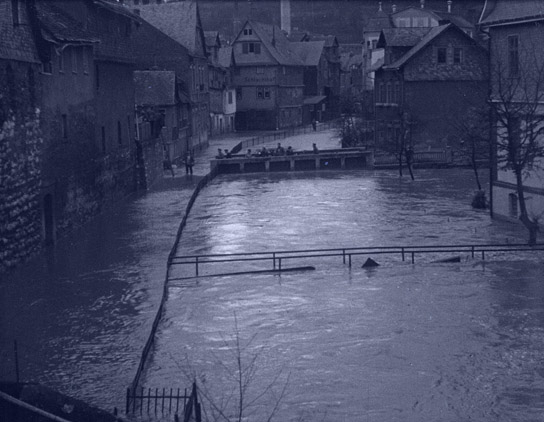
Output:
(378, 1), (382, 12)
(420, 0), (425, 9)
(280, 0), (291, 35)
(447, 0), (452, 13)
(392, 4), (396, 13)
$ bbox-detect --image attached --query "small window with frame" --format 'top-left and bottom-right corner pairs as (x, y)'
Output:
(437, 47), (447, 64)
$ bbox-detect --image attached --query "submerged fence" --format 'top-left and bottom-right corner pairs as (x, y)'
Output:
(126, 382), (201, 421)
(128, 166), (219, 404)
(170, 243), (544, 279)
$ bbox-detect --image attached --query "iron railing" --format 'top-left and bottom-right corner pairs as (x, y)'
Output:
(170, 243), (544, 279)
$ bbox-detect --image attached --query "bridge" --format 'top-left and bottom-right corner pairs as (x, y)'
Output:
(210, 148), (374, 174)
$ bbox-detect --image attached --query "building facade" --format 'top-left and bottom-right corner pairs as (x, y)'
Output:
(130, 0), (210, 150)
(232, 20), (304, 131)
(374, 23), (487, 151)
(480, 1), (544, 222)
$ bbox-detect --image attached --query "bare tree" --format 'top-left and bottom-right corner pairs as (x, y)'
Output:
(489, 43), (544, 244)
(449, 105), (490, 207)
(173, 313), (290, 422)
(376, 111), (415, 180)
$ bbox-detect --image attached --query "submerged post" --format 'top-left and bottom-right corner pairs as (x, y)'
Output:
(195, 256), (199, 277)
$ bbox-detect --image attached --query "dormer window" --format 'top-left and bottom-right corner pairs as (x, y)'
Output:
(243, 28), (253, 36)
(242, 42), (261, 54)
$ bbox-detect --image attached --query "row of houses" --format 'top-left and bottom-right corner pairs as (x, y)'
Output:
(0, 0), (349, 271)
(364, 0), (544, 230)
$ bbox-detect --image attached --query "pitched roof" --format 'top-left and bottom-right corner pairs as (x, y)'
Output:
(432, 10), (473, 29)
(0, 1), (40, 63)
(287, 31), (309, 42)
(379, 27), (431, 47)
(290, 41), (325, 66)
(131, 1), (206, 57)
(365, 7), (393, 33)
(134, 70), (176, 106)
(384, 25), (449, 70)
(479, 0), (544, 26)
(94, 0), (140, 20)
(36, 2), (99, 45)
(383, 23), (481, 70)
(235, 21), (304, 66)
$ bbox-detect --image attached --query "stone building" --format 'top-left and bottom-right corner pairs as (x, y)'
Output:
(130, 0), (210, 150)
(232, 20), (304, 131)
(374, 22), (488, 150)
(0, 0), (43, 271)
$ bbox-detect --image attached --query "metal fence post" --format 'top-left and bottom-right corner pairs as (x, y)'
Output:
(411, 252), (415, 264)
(273, 252), (276, 270)
(195, 257), (199, 277)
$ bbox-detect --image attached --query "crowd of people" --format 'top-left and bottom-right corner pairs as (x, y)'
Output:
(216, 142), (320, 160)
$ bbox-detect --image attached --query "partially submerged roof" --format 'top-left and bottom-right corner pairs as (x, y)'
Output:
(479, 0), (544, 26)
(290, 41), (325, 66)
(134, 70), (176, 106)
(36, 2), (99, 45)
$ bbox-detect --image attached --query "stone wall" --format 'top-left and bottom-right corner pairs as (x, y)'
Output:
(0, 61), (43, 272)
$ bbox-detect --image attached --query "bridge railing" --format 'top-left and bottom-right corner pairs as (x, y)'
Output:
(169, 243), (544, 279)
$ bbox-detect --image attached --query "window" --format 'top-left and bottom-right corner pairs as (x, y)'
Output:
(508, 35), (520, 77)
(11, 0), (20, 25)
(396, 17), (410, 27)
(62, 114), (68, 139)
(386, 82), (392, 103)
(453, 48), (463, 64)
(243, 28), (253, 35)
(228, 91), (233, 104)
(244, 42), (261, 54)
(437, 47), (447, 64)
(379, 82), (385, 103)
(394, 81), (401, 104)
(372, 39), (378, 50)
(72, 48), (78, 74)
(58, 50), (65, 73)
(117, 121), (122, 145)
(82, 49), (89, 74)
(127, 115), (131, 141)
(101, 126), (107, 154)
(509, 193), (518, 218)
(256, 87), (270, 99)
(413, 17), (428, 27)
(42, 60), (52, 74)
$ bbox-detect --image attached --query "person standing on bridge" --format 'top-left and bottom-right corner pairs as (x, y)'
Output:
(313, 143), (319, 154)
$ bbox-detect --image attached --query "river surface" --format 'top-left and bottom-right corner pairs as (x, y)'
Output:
(0, 177), (197, 411)
(2, 167), (543, 422)
(144, 169), (544, 422)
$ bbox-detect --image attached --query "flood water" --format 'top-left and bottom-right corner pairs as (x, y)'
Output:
(2, 167), (543, 422)
(0, 178), (197, 411)
(144, 169), (544, 422)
